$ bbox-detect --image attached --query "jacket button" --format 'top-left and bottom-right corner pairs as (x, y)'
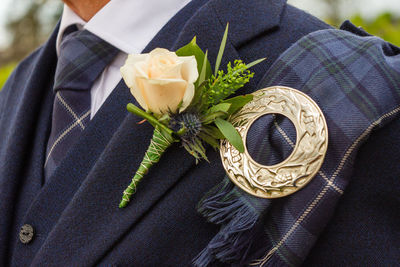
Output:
(19, 224), (35, 244)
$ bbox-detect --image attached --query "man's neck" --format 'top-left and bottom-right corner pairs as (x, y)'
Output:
(63, 0), (110, 22)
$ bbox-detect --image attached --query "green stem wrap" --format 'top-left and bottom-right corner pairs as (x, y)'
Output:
(119, 126), (176, 208)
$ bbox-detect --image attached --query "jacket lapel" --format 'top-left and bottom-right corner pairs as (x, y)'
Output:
(13, 0), (286, 265)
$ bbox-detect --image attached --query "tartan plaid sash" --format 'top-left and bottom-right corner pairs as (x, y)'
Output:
(195, 23), (400, 266)
(44, 26), (119, 179)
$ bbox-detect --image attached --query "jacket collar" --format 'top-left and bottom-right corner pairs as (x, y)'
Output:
(210, 0), (287, 47)
(12, 0), (286, 265)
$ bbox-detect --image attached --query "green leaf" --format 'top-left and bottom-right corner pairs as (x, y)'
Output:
(222, 94), (253, 115)
(207, 103), (231, 114)
(201, 111), (228, 124)
(214, 117), (244, 153)
(214, 23), (229, 77)
(202, 125), (225, 139)
(204, 60), (255, 107)
(198, 132), (220, 149)
(198, 50), (209, 87)
(246, 57), (266, 69)
(183, 138), (209, 162)
(158, 113), (171, 124)
(176, 36), (212, 85)
(188, 59), (208, 110)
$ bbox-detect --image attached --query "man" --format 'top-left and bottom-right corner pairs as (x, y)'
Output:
(1, 0), (398, 266)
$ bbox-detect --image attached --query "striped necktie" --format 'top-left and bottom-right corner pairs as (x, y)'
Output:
(44, 25), (119, 179)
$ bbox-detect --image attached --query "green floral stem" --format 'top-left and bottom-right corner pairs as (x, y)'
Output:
(119, 126), (175, 208)
(126, 103), (174, 137)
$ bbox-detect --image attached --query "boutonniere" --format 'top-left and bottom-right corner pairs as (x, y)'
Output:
(119, 24), (265, 208)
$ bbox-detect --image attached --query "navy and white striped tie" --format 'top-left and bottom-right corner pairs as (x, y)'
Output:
(44, 26), (119, 179)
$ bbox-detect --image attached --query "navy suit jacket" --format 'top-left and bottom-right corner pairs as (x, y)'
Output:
(1, 0), (397, 266)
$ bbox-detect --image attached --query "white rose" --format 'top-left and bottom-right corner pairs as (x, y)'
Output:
(120, 48), (198, 115)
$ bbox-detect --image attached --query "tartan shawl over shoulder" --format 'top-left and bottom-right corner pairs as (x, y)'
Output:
(195, 26), (400, 266)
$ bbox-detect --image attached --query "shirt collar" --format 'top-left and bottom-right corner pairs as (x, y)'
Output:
(56, 0), (192, 56)
(56, 4), (86, 56)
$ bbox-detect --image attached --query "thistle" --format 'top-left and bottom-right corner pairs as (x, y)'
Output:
(170, 112), (206, 161)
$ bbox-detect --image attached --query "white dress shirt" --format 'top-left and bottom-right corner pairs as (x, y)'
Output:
(57, 0), (191, 119)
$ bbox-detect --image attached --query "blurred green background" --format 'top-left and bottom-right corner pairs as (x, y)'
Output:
(0, 0), (399, 90)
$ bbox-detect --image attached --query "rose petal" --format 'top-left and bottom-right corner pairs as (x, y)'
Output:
(138, 77), (187, 114)
(134, 61), (150, 79)
(131, 81), (149, 111)
(180, 55), (199, 83)
(179, 82), (195, 113)
(148, 49), (182, 79)
(150, 48), (178, 59)
(149, 60), (183, 79)
(120, 54), (148, 87)
(120, 66), (135, 89)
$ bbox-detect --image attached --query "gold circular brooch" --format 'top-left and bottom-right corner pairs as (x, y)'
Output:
(220, 86), (328, 198)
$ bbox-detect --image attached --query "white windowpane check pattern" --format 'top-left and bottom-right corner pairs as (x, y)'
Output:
(44, 26), (119, 179)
